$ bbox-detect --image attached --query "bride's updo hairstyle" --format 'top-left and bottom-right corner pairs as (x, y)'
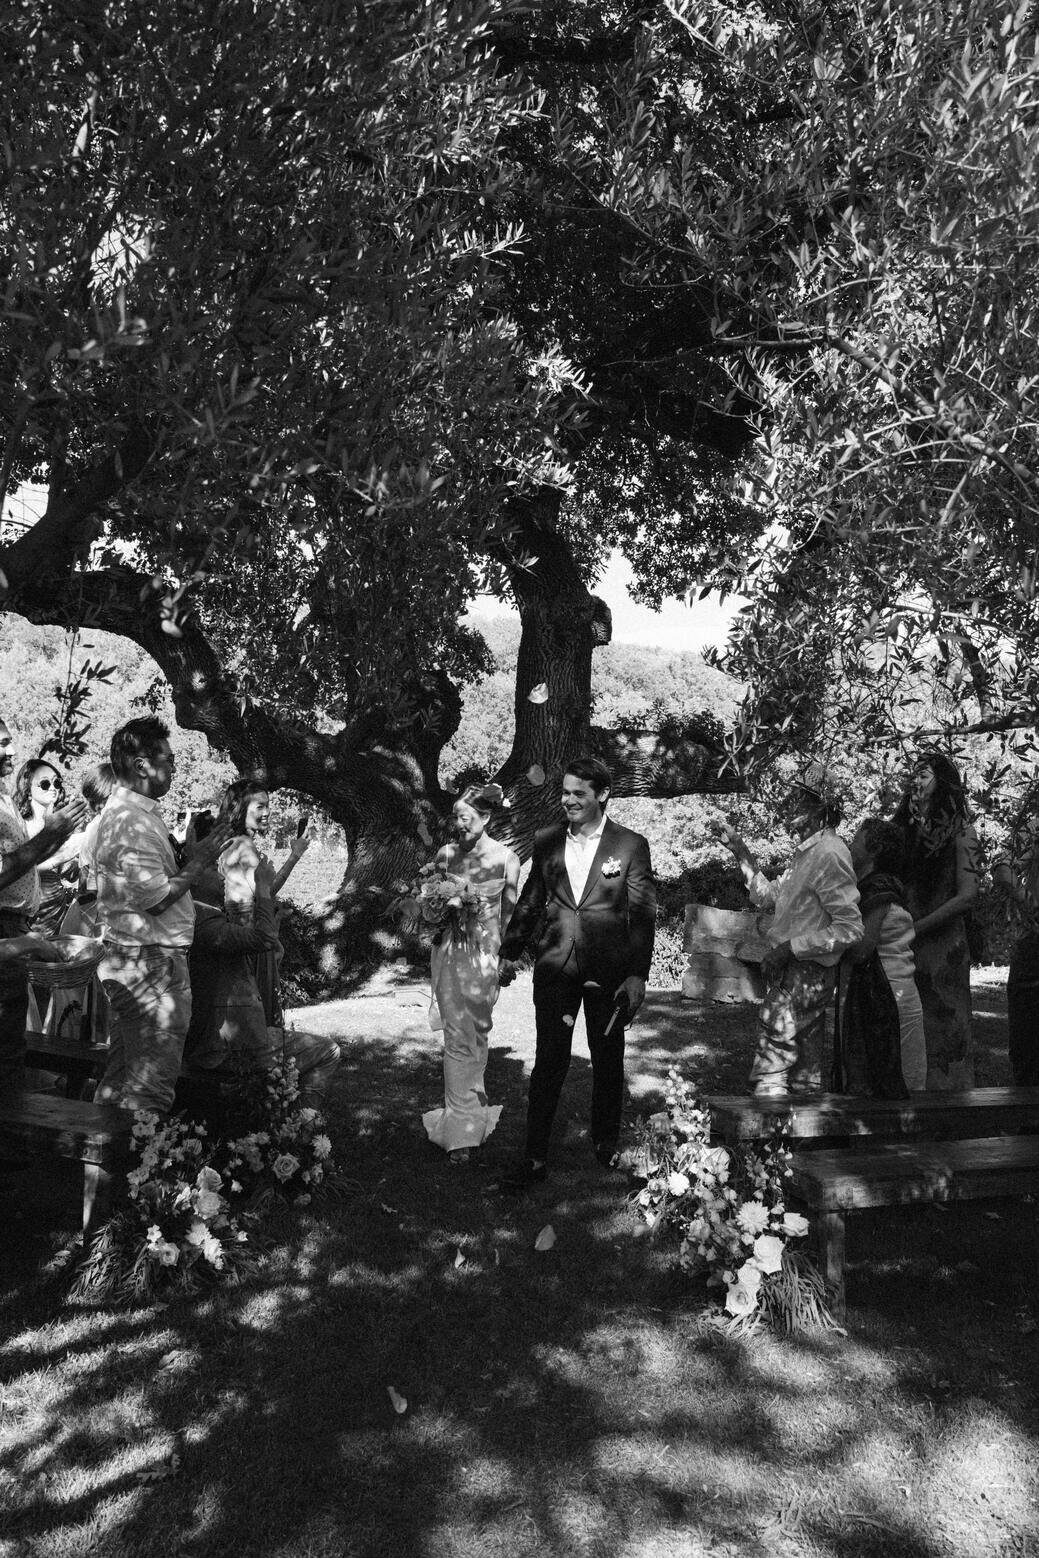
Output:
(458, 782), (508, 816)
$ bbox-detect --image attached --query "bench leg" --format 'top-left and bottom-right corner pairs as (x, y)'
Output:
(818, 1210), (847, 1323)
(83, 1163), (112, 1241)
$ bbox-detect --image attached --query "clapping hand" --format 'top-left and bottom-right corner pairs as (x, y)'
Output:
(192, 821), (234, 866)
(42, 798), (89, 843)
(288, 834), (311, 862)
(498, 956), (520, 987)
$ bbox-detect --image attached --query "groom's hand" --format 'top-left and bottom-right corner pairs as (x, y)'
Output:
(615, 975), (646, 1018)
(498, 957), (520, 987)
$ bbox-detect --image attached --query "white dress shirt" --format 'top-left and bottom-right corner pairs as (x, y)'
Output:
(565, 816), (607, 903)
(749, 828), (862, 967)
(95, 786), (195, 948)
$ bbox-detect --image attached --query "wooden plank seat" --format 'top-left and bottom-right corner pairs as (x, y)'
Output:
(790, 1135), (1039, 1319)
(24, 1031), (109, 1092)
(0, 1090), (133, 1237)
(707, 1087), (1039, 1146)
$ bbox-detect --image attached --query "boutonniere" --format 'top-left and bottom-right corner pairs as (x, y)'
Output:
(601, 857), (622, 878)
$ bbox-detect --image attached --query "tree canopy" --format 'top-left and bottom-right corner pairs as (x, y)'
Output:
(551, 0), (1039, 775)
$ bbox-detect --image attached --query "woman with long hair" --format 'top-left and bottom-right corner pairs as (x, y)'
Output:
(423, 782), (519, 1163)
(891, 751), (980, 1089)
(15, 757), (81, 938)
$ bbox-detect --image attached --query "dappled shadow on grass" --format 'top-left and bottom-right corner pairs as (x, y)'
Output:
(2, 984), (1037, 1558)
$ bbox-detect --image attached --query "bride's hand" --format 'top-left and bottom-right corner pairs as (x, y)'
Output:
(498, 957), (519, 986)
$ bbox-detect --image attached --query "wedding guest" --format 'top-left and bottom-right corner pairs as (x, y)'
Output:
(891, 751), (979, 1089)
(215, 778), (311, 1023)
(94, 717), (229, 1114)
(76, 762), (117, 933)
(720, 764), (863, 1096)
(0, 717), (88, 1089)
(422, 782), (519, 1163)
(15, 757), (82, 937)
(183, 856), (340, 1111)
(992, 794), (1039, 1085)
(840, 818), (925, 1095)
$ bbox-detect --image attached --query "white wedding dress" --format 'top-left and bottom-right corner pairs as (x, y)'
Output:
(422, 862), (504, 1152)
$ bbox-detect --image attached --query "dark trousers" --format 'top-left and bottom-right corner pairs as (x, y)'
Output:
(1008, 932), (1039, 1085)
(0, 909), (30, 1091)
(527, 971), (625, 1161)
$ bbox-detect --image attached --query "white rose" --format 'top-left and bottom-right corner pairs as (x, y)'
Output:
(735, 1260), (763, 1293)
(667, 1171), (690, 1196)
(752, 1233), (785, 1275)
(272, 1153), (300, 1182)
(157, 1241), (180, 1267)
(193, 1188), (223, 1220)
(782, 1212), (809, 1238)
(736, 1200), (770, 1236)
(724, 1282), (758, 1318)
(195, 1166), (222, 1193)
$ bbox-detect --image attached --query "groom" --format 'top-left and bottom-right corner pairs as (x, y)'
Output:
(498, 755), (655, 1190)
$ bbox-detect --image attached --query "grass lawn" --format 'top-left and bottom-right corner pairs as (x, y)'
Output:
(1, 969), (1037, 1558)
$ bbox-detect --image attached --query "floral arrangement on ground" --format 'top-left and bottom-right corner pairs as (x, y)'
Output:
(71, 1058), (333, 1306)
(631, 1070), (841, 1334)
(393, 861), (484, 948)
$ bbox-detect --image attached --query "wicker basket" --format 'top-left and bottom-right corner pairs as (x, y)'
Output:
(24, 935), (106, 989)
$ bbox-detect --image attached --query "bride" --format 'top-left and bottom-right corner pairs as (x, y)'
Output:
(423, 783), (519, 1164)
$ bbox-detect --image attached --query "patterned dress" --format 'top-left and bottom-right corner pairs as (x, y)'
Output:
(423, 858), (506, 1152)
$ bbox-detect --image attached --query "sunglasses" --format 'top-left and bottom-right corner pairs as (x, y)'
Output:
(34, 778), (61, 792)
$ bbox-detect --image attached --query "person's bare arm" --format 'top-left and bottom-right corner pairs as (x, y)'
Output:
(271, 835), (310, 896)
(0, 801), (89, 891)
(499, 850), (521, 937)
(843, 905), (887, 965)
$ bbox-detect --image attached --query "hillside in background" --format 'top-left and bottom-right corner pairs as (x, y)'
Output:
(441, 615), (741, 789)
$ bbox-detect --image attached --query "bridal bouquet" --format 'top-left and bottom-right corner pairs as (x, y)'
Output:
(631, 1071), (840, 1334)
(394, 861), (483, 947)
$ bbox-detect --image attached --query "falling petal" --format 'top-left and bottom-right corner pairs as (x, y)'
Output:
(387, 1386), (408, 1414)
(534, 1224), (556, 1252)
(454, 1248), (465, 1269)
(561, 1014), (575, 1028)
(527, 683), (549, 703)
(526, 764), (546, 786)
(292, 603), (311, 631)
(417, 822), (432, 846)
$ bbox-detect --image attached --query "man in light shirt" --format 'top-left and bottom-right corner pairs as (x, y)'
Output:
(498, 755), (656, 1189)
(720, 765), (863, 1096)
(95, 717), (228, 1114)
(0, 717), (88, 1090)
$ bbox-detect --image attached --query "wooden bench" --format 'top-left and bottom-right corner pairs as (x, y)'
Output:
(24, 1032), (109, 1095)
(0, 1091), (132, 1237)
(707, 1087), (1039, 1146)
(790, 1135), (1039, 1319)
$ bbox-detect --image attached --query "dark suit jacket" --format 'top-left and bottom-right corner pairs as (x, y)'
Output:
(500, 817), (656, 988)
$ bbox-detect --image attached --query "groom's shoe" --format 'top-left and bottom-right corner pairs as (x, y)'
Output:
(500, 1158), (547, 1195)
